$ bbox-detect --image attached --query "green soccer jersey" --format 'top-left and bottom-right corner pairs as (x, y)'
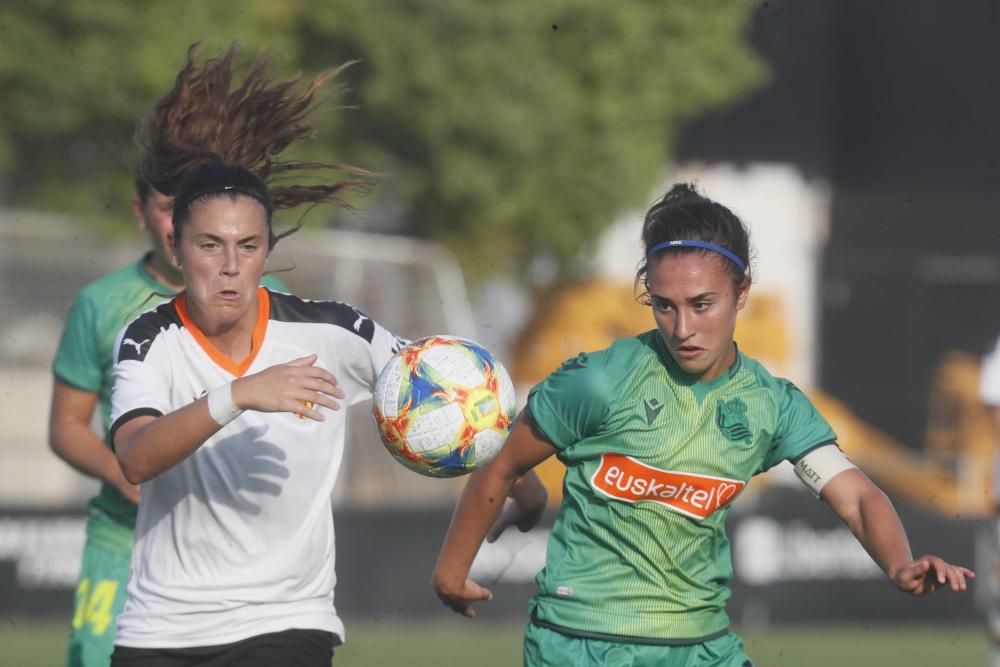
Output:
(53, 255), (287, 532)
(528, 330), (836, 643)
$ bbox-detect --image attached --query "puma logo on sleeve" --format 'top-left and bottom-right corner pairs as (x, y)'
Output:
(123, 338), (152, 355)
(350, 306), (369, 332)
(116, 303), (183, 363)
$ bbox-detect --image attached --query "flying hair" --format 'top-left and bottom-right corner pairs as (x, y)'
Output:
(134, 42), (370, 216)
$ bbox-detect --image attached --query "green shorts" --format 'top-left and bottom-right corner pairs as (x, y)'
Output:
(66, 515), (133, 667)
(524, 621), (753, 667)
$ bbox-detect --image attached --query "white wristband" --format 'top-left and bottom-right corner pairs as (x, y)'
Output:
(206, 382), (244, 426)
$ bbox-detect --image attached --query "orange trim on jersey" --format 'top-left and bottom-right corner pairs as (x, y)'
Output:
(591, 453), (746, 521)
(175, 287), (270, 377)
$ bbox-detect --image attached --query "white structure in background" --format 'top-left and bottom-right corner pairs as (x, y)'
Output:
(593, 162), (832, 388)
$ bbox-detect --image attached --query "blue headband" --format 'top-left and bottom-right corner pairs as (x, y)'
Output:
(646, 240), (746, 272)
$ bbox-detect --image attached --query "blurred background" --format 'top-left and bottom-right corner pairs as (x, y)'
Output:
(1, 1), (997, 665)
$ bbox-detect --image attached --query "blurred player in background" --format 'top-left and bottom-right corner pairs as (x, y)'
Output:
(980, 336), (1000, 667)
(50, 178), (178, 667)
(434, 183), (973, 666)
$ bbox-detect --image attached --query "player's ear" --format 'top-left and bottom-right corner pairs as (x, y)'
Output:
(167, 233), (181, 269)
(735, 278), (750, 312)
(132, 197), (147, 231)
(170, 241), (181, 269)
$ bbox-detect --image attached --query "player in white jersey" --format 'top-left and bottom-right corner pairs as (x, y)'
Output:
(50, 49), (293, 662)
(109, 166), (542, 663)
(108, 45), (545, 666)
(108, 162), (360, 664)
(108, 162), (534, 665)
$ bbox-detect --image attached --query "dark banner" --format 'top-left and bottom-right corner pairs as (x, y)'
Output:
(726, 486), (980, 625)
(0, 487), (982, 624)
(0, 511), (87, 615)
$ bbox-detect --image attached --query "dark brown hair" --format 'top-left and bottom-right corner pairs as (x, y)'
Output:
(134, 42), (370, 243)
(635, 182), (752, 304)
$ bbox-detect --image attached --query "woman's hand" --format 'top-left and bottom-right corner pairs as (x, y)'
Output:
(232, 354), (345, 420)
(890, 555), (975, 595)
(432, 573), (493, 618)
(487, 471), (547, 543)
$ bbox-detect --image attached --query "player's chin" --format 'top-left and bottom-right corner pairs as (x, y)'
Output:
(675, 358), (710, 377)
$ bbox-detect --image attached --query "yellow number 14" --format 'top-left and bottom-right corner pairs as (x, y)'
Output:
(72, 578), (119, 636)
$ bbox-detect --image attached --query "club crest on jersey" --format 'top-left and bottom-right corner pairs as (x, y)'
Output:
(716, 398), (752, 443)
(559, 352), (588, 372)
(591, 453), (745, 520)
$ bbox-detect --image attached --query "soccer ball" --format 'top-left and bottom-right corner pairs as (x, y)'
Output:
(372, 336), (517, 478)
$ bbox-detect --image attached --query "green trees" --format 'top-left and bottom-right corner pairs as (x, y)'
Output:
(0, 1), (293, 223)
(0, 1), (764, 276)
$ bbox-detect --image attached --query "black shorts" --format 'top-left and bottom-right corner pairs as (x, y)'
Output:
(110, 628), (338, 666)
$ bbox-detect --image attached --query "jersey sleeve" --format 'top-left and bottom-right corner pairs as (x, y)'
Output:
(982, 336), (1000, 405)
(52, 291), (102, 392)
(108, 325), (172, 448)
(336, 308), (409, 406)
(526, 352), (611, 450)
(760, 380), (838, 471)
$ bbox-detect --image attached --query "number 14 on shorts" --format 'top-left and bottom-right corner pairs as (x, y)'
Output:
(72, 578), (118, 636)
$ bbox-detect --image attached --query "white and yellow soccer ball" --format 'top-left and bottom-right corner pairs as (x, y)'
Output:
(372, 336), (517, 478)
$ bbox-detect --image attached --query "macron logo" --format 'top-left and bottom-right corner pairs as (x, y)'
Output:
(122, 338), (152, 355)
(592, 453), (746, 521)
(643, 398), (664, 425)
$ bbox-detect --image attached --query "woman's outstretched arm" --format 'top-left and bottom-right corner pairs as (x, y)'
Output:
(433, 410), (556, 617)
(821, 466), (974, 595)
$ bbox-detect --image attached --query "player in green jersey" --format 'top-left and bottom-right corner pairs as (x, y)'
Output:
(48, 47), (297, 667)
(434, 183), (974, 666)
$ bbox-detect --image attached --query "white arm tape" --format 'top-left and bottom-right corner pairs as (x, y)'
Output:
(207, 382), (244, 427)
(794, 444), (856, 498)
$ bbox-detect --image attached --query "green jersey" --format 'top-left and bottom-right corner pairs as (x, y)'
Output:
(528, 330), (836, 643)
(53, 255), (287, 531)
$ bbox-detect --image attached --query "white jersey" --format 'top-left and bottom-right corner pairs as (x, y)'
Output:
(109, 288), (405, 648)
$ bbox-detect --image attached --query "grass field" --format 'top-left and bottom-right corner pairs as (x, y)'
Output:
(0, 616), (987, 666)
